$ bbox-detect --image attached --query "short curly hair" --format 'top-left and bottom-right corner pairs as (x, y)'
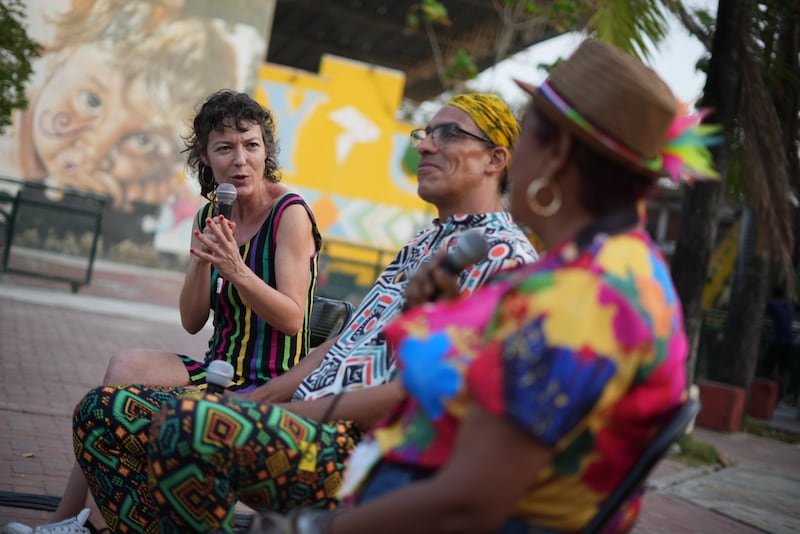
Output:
(184, 90), (281, 199)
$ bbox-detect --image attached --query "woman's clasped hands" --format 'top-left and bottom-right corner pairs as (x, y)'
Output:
(191, 215), (246, 279)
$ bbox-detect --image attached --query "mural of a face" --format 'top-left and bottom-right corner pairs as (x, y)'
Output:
(32, 43), (179, 207)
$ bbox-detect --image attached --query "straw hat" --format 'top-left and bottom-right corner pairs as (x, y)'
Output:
(515, 39), (678, 176)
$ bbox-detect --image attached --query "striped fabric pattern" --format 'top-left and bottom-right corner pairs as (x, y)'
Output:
(183, 193), (321, 391)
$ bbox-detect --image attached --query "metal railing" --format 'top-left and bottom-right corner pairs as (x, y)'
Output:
(1, 176), (109, 292)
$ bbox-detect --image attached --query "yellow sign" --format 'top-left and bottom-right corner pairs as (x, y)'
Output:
(254, 55), (434, 251)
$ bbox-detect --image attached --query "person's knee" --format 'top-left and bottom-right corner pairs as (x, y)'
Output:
(150, 396), (251, 462)
(103, 349), (147, 385)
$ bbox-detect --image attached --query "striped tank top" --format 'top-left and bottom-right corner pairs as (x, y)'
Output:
(186, 192), (321, 391)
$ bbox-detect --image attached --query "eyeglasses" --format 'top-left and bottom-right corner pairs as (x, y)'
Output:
(410, 123), (494, 147)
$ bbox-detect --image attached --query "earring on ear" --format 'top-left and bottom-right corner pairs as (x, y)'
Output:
(526, 177), (562, 217)
(198, 164), (217, 198)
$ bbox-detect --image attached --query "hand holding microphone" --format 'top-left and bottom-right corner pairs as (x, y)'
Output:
(439, 230), (490, 275)
(403, 231), (489, 310)
(215, 183), (237, 220)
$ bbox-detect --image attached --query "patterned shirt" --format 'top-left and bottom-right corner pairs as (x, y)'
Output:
(371, 222), (687, 532)
(184, 193), (322, 391)
(294, 211), (538, 400)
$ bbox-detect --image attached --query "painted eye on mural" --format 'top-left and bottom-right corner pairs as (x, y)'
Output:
(73, 90), (103, 116)
(119, 131), (173, 158)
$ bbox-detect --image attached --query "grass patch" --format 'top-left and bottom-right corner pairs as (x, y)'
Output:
(668, 434), (720, 467)
(743, 418), (800, 444)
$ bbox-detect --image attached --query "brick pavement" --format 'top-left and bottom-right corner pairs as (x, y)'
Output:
(1, 258), (799, 532)
(0, 265), (209, 527)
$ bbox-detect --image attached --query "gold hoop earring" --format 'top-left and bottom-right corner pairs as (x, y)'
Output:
(526, 177), (562, 217)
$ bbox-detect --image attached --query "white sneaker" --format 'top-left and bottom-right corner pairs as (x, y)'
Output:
(1, 509), (91, 534)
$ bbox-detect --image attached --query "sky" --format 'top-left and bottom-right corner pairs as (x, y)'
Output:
(469, 1), (717, 110)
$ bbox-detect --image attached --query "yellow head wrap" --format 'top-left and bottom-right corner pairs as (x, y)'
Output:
(446, 93), (520, 149)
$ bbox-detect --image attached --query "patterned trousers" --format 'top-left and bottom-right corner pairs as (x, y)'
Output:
(73, 385), (360, 533)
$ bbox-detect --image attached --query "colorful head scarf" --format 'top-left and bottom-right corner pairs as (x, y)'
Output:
(446, 94), (520, 149)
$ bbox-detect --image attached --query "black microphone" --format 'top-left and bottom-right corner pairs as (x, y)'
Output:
(215, 183), (237, 220)
(405, 231), (490, 309)
(206, 360), (234, 394)
(440, 230), (490, 274)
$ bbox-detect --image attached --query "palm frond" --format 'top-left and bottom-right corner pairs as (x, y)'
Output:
(587, 0), (670, 60)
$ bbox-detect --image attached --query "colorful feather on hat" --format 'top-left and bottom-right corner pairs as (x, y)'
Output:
(661, 108), (722, 183)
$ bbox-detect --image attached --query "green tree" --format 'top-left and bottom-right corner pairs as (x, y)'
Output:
(0, 0), (41, 134)
(669, 1), (741, 384)
(415, 0), (799, 396)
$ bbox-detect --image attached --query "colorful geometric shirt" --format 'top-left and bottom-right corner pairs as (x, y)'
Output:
(294, 212), (538, 400)
(370, 223), (688, 532)
(184, 193), (322, 391)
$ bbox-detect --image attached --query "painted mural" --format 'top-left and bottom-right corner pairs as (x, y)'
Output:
(1, 0), (269, 253)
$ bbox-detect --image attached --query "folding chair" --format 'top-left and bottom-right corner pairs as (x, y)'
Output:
(583, 396), (701, 533)
(309, 295), (355, 348)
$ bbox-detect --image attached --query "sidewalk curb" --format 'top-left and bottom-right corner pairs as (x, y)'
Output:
(648, 464), (723, 491)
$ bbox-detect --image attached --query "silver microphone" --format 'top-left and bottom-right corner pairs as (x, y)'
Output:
(215, 183), (237, 220)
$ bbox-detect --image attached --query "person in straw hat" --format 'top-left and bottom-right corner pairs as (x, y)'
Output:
(254, 39), (720, 533)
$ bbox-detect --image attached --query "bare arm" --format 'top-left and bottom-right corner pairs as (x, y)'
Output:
(179, 217), (212, 334)
(276, 379), (407, 431)
(228, 204), (316, 334)
(329, 402), (553, 533)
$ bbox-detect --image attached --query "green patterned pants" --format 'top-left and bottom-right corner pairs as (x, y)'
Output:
(73, 385), (359, 533)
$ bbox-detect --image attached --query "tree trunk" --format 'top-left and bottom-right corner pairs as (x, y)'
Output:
(671, 182), (723, 382)
(709, 206), (770, 387)
(670, 0), (745, 383)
